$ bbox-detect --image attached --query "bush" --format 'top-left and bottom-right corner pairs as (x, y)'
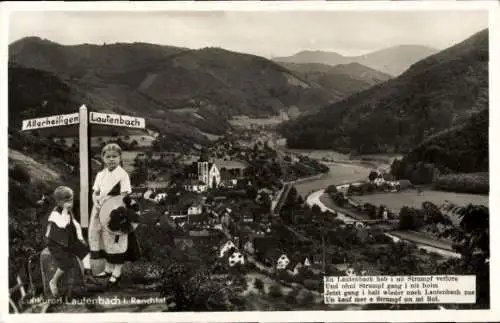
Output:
(331, 192), (347, 207)
(10, 164), (31, 184)
(159, 263), (241, 311)
(303, 279), (322, 291)
(399, 206), (425, 230)
(285, 288), (300, 304)
(254, 278), (264, 291)
(135, 223), (177, 263)
(268, 284), (283, 298)
(360, 182), (377, 194)
(298, 290), (315, 305)
(363, 203), (378, 218)
(325, 185), (338, 195)
(369, 171), (378, 181)
(123, 261), (165, 284)
(373, 233), (394, 244)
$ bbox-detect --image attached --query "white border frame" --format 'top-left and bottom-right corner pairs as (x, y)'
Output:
(1, 1), (499, 322)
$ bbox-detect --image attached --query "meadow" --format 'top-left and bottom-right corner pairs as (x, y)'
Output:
(60, 134), (156, 148)
(352, 189), (489, 213)
(286, 149), (350, 162)
(121, 150), (142, 173)
(229, 115), (287, 128)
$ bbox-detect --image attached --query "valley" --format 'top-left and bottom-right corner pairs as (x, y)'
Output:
(7, 23), (490, 314)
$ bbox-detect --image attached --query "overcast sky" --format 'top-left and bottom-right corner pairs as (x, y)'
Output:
(9, 10), (488, 57)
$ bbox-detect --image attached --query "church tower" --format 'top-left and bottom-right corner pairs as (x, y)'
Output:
(197, 148), (210, 185)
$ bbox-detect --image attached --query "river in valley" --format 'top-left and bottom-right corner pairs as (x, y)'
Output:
(294, 162), (373, 197)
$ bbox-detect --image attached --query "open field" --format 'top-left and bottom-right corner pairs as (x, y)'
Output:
(229, 115), (287, 128)
(58, 134), (156, 148)
(121, 150), (142, 173)
(294, 162), (371, 197)
(352, 189), (489, 213)
(9, 149), (62, 183)
(286, 149), (350, 162)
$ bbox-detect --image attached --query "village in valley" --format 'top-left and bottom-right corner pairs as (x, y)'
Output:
(7, 8), (490, 314)
(21, 119), (483, 312)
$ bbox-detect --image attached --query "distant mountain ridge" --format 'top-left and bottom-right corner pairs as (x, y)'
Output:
(280, 29), (488, 156)
(273, 45), (438, 76)
(277, 61), (392, 98)
(9, 36), (399, 147)
(9, 37), (334, 117)
(9, 37), (344, 145)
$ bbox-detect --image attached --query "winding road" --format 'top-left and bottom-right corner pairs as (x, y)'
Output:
(305, 188), (461, 259)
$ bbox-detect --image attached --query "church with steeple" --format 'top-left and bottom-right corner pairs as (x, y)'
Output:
(184, 148), (248, 192)
(196, 149), (221, 189)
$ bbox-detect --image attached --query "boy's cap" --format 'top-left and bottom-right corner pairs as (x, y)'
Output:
(53, 186), (74, 202)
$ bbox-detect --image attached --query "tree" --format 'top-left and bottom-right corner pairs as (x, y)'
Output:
(205, 194), (214, 205)
(368, 171), (378, 182)
(363, 203), (377, 219)
(325, 185), (338, 195)
(252, 207), (263, 223)
(398, 206), (424, 230)
(331, 192), (347, 207)
(439, 205), (489, 308)
(254, 278), (264, 292)
(246, 186), (258, 200)
(259, 191), (272, 212)
(311, 204), (322, 217)
(131, 158), (148, 186)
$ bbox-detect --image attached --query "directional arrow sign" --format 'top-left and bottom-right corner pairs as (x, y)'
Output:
(21, 112), (80, 131)
(21, 106), (147, 229)
(89, 112), (145, 129)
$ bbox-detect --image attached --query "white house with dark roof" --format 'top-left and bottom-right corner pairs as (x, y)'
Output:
(276, 254), (290, 270)
(187, 204), (203, 215)
(228, 251), (245, 267)
(219, 240), (237, 258)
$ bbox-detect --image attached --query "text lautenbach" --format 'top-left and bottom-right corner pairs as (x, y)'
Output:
(90, 113), (142, 127)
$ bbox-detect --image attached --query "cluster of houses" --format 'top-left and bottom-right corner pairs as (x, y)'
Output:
(140, 155), (249, 196)
(217, 237), (374, 279)
(183, 156), (249, 192)
(218, 239), (315, 275)
(372, 173), (401, 192)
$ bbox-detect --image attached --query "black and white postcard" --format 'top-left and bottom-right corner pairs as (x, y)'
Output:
(1, 1), (499, 322)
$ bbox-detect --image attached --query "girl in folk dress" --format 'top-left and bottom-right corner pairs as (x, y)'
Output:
(45, 186), (89, 297)
(89, 143), (140, 286)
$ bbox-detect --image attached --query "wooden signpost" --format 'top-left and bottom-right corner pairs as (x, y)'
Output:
(21, 105), (146, 229)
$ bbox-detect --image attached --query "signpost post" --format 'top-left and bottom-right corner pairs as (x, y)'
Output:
(21, 105), (146, 230)
(79, 106), (89, 228)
